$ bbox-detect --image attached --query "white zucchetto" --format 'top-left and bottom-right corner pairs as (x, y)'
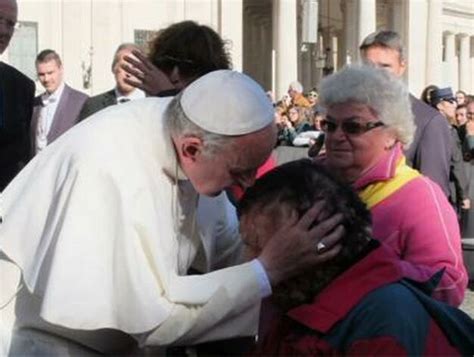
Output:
(180, 70), (274, 136)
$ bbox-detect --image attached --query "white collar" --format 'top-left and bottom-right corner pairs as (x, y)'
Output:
(115, 88), (145, 103)
(42, 82), (65, 104)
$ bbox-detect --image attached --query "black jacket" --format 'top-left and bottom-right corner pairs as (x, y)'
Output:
(0, 62), (35, 191)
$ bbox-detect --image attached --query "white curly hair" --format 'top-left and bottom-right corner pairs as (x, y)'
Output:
(319, 64), (415, 148)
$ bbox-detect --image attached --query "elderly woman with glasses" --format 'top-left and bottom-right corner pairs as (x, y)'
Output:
(316, 65), (467, 306)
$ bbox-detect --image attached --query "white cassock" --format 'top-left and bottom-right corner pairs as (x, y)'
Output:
(0, 97), (261, 355)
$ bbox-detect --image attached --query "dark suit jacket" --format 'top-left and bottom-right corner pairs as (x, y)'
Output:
(0, 62), (35, 191)
(405, 95), (451, 197)
(78, 89), (117, 122)
(30, 84), (88, 156)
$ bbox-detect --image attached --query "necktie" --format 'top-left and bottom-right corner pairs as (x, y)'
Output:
(118, 98), (130, 104)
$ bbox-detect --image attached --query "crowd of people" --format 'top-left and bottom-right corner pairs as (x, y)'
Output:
(0, 0), (473, 355)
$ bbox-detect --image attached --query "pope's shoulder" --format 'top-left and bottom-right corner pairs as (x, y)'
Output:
(53, 97), (172, 161)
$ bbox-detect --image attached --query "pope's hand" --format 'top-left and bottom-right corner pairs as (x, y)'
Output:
(258, 200), (343, 286)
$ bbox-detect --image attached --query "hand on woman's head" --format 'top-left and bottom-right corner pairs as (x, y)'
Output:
(122, 50), (176, 96)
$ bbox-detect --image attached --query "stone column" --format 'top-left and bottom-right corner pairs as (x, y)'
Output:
(426, 0), (442, 85)
(341, 0), (357, 65)
(458, 34), (471, 92)
(273, 0), (298, 100)
(331, 35), (338, 72)
(356, 0), (376, 62)
(445, 31), (456, 88)
(220, 0), (243, 71)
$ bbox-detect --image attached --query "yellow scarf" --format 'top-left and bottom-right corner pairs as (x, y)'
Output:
(358, 157), (421, 209)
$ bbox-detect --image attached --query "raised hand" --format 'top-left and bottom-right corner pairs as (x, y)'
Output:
(122, 50), (175, 96)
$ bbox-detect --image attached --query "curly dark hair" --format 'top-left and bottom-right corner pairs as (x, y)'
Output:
(238, 159), (373, 310)
(148, 21), (231, 81)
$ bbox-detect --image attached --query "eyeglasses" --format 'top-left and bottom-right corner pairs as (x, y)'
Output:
(153, 55), (195, 72)
(320, 119), (385, 135)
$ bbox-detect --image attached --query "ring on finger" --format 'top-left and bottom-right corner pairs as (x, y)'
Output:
(316, 241), (326, 254)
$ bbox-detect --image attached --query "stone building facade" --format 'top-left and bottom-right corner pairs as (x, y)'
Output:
(4, 0), (473, 99)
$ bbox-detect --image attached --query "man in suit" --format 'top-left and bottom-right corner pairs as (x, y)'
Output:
(0, 0), (35, 191)
(78, 43), (145, 121)
(31, 49), (88, 156)
(360, 30), (452, 198)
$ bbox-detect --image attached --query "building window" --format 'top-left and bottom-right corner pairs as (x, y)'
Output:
(9, 21), (38, 81)
(134, 29), (157, 51)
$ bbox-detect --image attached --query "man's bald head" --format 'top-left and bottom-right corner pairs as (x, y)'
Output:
(0, 0), (18, 54)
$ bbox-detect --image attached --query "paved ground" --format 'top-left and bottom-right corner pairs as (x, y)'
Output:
(460, 282), (474, 318)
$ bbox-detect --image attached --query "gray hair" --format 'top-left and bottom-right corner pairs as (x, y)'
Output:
(319, 64), (415, 147)
(289, 81), (303, 93)
(165, 93), (236, 157)
(359, 30), (405, 62)
(111, 43), (141, 70)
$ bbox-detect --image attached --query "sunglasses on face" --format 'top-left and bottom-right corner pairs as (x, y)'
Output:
(320, 118), (385, 135)
(153, 55), (195, 72)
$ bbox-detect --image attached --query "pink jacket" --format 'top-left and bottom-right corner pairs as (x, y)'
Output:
(353, 144), (468, 306)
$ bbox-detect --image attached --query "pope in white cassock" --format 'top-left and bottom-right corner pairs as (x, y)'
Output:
(0, 70), (342, 355)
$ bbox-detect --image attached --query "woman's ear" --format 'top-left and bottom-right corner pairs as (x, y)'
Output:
(384, 133), (397, 150)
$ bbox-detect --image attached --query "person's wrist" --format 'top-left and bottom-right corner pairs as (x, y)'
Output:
(257, 254), (283, 286)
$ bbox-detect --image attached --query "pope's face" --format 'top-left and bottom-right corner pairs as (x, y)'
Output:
(180, 124), (277, 196)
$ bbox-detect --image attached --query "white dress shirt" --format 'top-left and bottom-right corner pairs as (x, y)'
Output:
(35, 82), (65, 153)
(115, 88), (145, 104)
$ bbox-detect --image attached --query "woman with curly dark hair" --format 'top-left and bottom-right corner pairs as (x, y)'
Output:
(122, 20), (231, 96)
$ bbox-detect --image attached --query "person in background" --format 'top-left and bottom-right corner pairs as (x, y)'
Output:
(456, 104), (468, 127)
(458, 100), (474, 239)
(307, 88), (319, 108)
(425, 86), (470, 216)
(288, 80), (311, 108)
(316, 64), (467, 306)
(359, 30), (452, 198)
(30, 49), (88, 156)
(122, 20), (231, 97)
(456, 90), (468, 106)
(78, 43), (145, 121)
(0, 0), (35, 191)
(280, 106), (313, 145)
(238, 159), (474, 356)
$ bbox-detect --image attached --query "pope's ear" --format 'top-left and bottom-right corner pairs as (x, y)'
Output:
(179, 136), (204, 162)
